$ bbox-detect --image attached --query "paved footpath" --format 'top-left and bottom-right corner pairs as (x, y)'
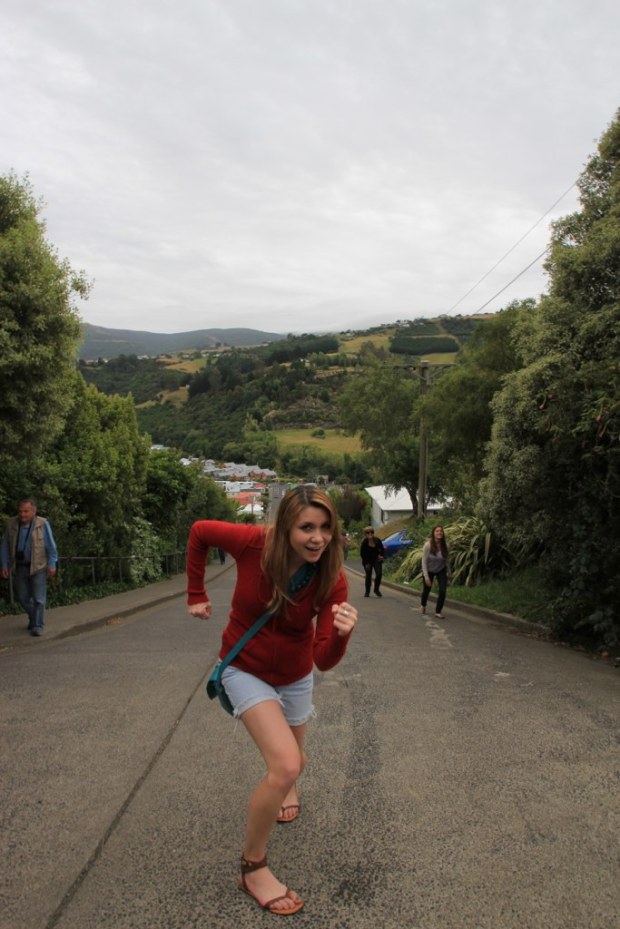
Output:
(1, 564), (618, 929)
(0, 570), (191, 653)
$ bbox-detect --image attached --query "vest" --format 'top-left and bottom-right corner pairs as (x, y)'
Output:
(7, 516), (49, 574)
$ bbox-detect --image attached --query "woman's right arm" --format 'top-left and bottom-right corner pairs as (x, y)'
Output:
(186, 520), (252, 605)
(421, 541), (430, 582)
(186, 521), (212, 606)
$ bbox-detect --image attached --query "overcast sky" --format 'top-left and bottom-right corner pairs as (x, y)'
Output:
(2, 0), (619, 335)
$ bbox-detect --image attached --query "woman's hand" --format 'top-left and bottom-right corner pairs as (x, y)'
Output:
(332, 602), (358, 636)
(424, 578), (432, 587)
(187, 600), (212, 620)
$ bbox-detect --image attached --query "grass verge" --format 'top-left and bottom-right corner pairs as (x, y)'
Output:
(386, 565), (553, 627)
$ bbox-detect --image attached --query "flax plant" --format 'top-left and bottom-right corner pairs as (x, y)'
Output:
(394, 516), (527, 588)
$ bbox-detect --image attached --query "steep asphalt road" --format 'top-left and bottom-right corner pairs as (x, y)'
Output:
(1, 568), (618, 929)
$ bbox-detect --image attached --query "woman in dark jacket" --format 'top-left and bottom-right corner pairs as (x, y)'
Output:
(360, 526), (385, 597)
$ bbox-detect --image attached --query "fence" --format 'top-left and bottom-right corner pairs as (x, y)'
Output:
(3, 550), (187, 604)
(56, 550), (187, 586)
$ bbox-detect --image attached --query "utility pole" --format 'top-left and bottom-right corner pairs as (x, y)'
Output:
(417, 361), (431, 521)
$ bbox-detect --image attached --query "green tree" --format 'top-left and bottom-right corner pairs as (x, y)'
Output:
(0, 173), (89, 476)
(329, 486), (368, 528)
(339, 363), (421, 513)
(178, 471), (238, 542)
(480, 110), (620, 646)
(419, 301), (529, 505)
(143, 449), (195, 548)
(40, 375), (149, 572)
(223, 430), (279, 470)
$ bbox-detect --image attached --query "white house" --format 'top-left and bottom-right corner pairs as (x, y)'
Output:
(365, 485), (415, 528)
(365, 485), (448, 528)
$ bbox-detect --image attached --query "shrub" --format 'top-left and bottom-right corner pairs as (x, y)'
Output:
(394, 516), (518, 587)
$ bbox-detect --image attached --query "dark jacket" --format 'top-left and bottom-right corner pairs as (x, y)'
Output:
(360, 537), (385, 565)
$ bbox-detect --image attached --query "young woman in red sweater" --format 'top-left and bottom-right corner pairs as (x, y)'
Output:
(186, 485), (358, 916)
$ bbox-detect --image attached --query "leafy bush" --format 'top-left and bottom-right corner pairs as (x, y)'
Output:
(394, 516), (519, 587)
(128, 517), (163, 584)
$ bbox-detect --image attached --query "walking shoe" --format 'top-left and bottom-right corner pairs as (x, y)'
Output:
(374, 591), (382, 597)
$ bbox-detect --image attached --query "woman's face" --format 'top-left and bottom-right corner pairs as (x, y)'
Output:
(289, 505), (333, 567)
(433, 526), (444, 541)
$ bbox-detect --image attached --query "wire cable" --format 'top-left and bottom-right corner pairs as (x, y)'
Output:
(447, 181), (576, 314)
(473, 246), (550, 314)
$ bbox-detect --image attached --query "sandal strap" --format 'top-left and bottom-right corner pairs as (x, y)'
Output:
(262, 889), (300, 912)
(240, 854), (268, 875)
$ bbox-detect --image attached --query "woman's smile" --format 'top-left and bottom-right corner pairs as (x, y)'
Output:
(289, 506), (333, 567)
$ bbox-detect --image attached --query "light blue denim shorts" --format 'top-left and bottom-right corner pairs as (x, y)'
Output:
(220, 665), (315, 725)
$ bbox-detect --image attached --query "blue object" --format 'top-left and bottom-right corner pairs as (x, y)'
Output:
(382, 529), (414, 558)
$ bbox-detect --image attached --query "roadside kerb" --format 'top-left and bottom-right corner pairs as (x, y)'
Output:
(0, 563), (231, 653)
(345, 563), (551, 638)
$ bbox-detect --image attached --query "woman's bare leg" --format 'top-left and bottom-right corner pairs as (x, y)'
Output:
(240, 700), (306, 911)
(278, 724), (306, 820)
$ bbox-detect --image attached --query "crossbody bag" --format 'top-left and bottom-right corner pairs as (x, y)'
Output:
(206, 561), (317, 716)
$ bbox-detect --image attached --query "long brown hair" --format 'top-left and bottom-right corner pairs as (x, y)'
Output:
(261, 485), (343, 614)
(429, 525), (448, 558)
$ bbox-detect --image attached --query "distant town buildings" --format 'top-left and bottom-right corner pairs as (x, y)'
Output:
(202, 460), (277, 481)
(150, 447), (271, 518)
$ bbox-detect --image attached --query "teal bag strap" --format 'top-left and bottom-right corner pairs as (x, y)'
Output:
(217, 609), (272, 675)
(216, 561), (317, 678)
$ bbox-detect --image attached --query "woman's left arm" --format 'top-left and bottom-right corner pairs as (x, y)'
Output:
(313, 576), (358, 671)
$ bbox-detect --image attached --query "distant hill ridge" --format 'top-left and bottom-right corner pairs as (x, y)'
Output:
(79, 323), (287, 360)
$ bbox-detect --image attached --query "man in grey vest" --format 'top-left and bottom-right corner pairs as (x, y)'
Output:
(1, 499), (58, 636)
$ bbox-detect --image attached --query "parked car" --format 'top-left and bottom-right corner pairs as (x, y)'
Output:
(381, 529), (414, 558)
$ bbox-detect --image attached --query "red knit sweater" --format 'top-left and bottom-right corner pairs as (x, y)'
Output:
(187, 521), (351, 686)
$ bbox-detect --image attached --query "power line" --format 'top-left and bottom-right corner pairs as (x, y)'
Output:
(447, 181), (577, 314)
(473, 246), (550, 314)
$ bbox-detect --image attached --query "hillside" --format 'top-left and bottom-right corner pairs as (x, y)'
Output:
(80, 314), (493, 461)
(78, 323), (286, 360)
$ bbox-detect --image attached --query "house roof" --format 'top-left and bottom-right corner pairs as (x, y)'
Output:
(365, 485), (414, 511)
(233, 492), (262, 506)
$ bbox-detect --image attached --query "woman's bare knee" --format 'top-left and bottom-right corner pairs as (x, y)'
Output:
(266, 751), (302, 790)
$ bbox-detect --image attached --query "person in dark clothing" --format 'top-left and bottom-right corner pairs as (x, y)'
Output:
(360, 526), (385, 597)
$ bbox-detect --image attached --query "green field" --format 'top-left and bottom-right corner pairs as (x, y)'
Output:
(276, 428), (362, 453)
(162, 357), (207, 373)
(425, 353), (458, 365)
(339, 332), (395, 353)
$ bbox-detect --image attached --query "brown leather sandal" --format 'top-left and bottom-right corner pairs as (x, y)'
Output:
(276, 803), (300, 823)
(239, 856), (304, 915)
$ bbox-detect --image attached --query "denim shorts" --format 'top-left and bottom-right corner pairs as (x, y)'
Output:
(220, 665), (315, 725)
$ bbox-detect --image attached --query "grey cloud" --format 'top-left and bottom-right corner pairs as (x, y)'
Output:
(1, 0), (618, 333)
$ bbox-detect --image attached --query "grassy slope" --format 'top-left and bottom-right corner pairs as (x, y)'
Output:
(377, 518), (553, 628)
(276, 427), (362, 453)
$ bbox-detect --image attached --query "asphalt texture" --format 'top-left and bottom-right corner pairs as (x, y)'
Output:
(1, 561), (619, 929)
